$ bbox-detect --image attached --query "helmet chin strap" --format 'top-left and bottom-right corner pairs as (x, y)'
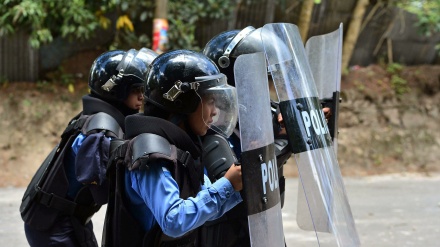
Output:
(218, 26), (255, 68)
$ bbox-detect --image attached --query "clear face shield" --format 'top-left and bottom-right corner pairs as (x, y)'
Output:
(163, 73), (238, 137)
(197, 75), (238, 138)
(101, 49), (148, 92)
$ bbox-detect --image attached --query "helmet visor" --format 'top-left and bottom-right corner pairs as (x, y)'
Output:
(137, 48), (158, 66)
(116, 49), (148, 81)
(196, 75), (238, 138)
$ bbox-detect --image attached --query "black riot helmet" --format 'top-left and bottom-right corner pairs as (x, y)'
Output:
(145, 49), (238, 137)
(88, 48), (158, 102)
(203, 26), (265, 86)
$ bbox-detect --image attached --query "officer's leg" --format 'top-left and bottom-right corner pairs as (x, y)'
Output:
(70, 217), (98, 247)
(24, 216), (80, 247)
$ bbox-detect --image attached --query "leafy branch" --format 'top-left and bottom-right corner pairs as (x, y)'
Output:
(0, 0), (234, 50)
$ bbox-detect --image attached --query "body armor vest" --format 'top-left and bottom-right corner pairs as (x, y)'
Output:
(20, 96), (125, 230)
(103, 114), (204, 247)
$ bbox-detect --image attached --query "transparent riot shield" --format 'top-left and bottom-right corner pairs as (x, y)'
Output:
(234, 52), (285, 247)
(306, 23), (343, 156)
(261, 23), (360, 247)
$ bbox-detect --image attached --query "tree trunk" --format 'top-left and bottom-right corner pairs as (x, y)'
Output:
(265, 0), (276, 23)
(342, 0), (370, 70)
(154, 0), (168, 18)
(298, 0), (315, 43)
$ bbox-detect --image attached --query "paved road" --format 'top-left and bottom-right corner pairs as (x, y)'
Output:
(2, 175), (439, 246)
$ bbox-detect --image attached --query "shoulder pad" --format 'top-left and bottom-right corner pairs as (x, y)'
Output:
(202, 134), (237, 181)
(83, 112), (124, 138)
(131, 133), (172, 164)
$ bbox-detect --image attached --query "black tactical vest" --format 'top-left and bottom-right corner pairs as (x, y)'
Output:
(103, 115), (204, 247)
(20, 96), (125, 230)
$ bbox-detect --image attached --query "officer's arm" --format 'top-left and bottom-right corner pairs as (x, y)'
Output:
(130, 163), (241, 238)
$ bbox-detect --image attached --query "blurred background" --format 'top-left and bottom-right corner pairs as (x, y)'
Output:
(0, 0), (439, 187)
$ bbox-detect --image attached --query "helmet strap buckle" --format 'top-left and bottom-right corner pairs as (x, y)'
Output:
(163, 80), (199, 102)
(101, 70), (124, 92)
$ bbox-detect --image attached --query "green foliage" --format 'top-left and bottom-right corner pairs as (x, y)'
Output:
(386, 62), (403, 74)
(0, 0), (234, 50)
(108, 0), (234, 50)
(167, 0), (235, 50)
(386, 63), (410, 96)
(396, 0), (440, 36)
(46, 66), (74, 85)
(109, 0), (155, 50)
(22, 99), (32, 107)
(36, 80), (56, 93)
(0, 75), (8, 85)
(391, 74), (409, 95)
(0, 0), (108, 48)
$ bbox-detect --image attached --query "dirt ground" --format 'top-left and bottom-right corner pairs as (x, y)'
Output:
(1, 63), (440, 187)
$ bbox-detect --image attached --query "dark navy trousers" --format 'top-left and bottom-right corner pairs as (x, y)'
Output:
(24, 215), (98, 247)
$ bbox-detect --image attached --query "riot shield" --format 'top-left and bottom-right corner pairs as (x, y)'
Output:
(305, 23), (343, 156)
(234, 52), (285, 247)
(261, 23), (360, 247)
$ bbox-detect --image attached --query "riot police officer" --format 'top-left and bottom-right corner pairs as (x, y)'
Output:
(201, 26), (334, 247)
(22, 48), (157, 247)
(199, 27), (289, 247)
(102, 50), (243, 247)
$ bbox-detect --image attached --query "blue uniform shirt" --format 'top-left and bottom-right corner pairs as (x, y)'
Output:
(124, 161), (242, 238)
